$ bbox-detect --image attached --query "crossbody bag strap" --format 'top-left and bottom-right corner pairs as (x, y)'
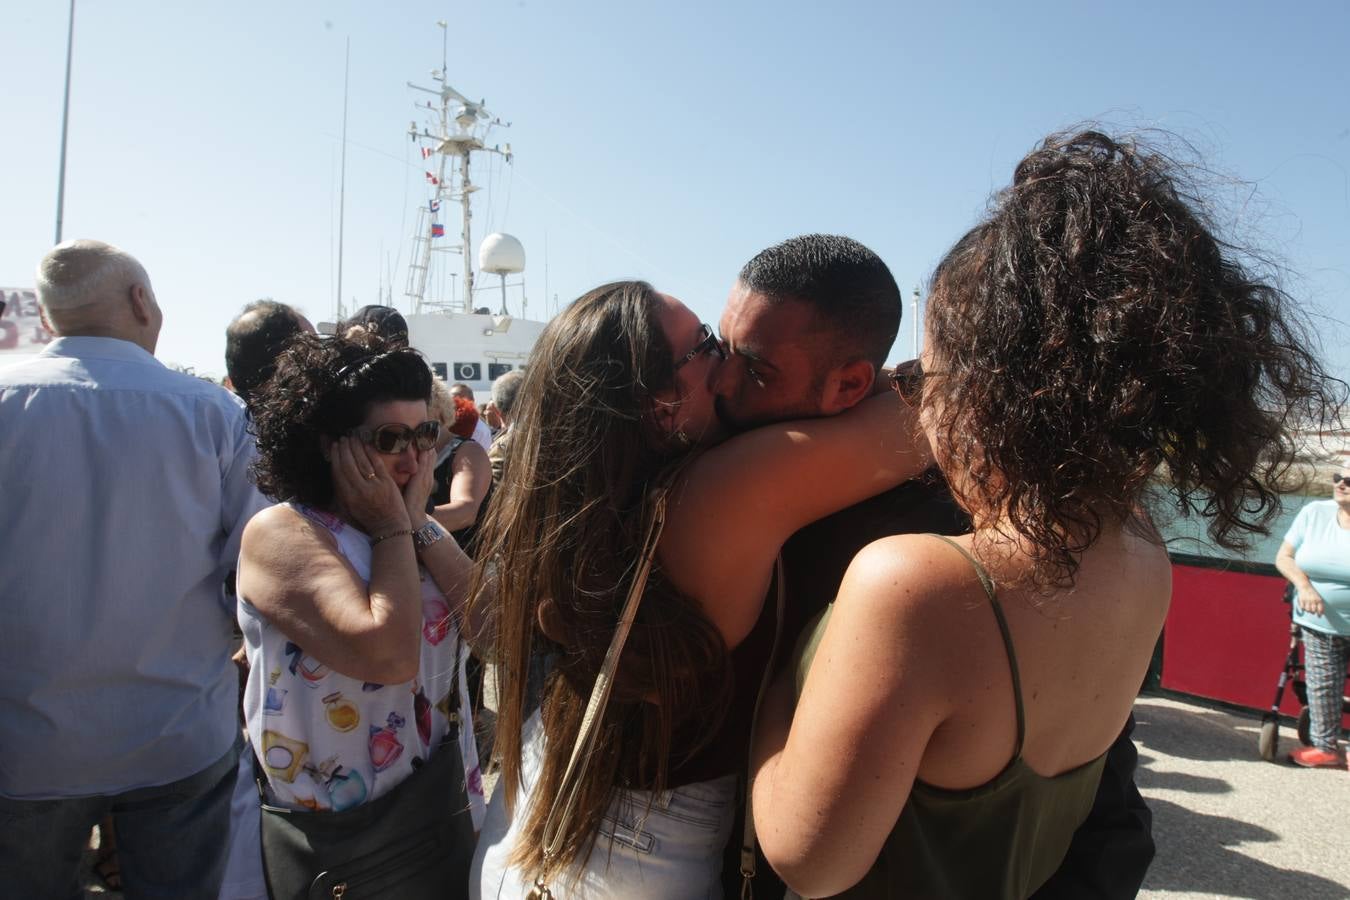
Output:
(739, 555), (787, 900)
(529, 489), (670, 899)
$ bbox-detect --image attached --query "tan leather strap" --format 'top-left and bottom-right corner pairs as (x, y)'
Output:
(535, 489), (670, 877)
(740, 555), (787, 900)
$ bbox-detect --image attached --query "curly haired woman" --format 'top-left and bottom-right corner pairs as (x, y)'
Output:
(750, 131), (1340, 898)
(234, 332), (483, 898)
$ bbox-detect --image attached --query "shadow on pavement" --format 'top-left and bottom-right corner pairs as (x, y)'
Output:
(1141, 797), (1349, 900)
(1134, 696), (1260, 763)
(1135, 768), (1232, 794)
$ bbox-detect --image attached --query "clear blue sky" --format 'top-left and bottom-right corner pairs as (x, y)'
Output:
(3, 1), (1348, 379)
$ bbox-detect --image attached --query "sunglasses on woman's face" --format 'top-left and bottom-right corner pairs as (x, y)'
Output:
(354, 420), (441, 455)
(674, 323), (727, 371)
(889, 359), (925, 407)
(1334, 474), (1350, 487)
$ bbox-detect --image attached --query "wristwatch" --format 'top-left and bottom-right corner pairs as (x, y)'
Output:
(412, 520), (445, 552)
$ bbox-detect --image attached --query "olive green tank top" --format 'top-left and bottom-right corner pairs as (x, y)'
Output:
(792, 534), (1106, 899)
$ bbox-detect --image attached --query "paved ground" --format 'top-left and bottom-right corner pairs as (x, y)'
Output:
(1134, 694), (1349, 900)
(80, 692), (1349, 898)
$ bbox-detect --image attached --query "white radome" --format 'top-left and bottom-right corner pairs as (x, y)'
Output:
(479, 233), (526, 275)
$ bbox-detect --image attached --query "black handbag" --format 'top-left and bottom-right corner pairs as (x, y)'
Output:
(254, 637), (476, 900)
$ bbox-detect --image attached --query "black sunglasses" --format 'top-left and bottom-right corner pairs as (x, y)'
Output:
(889, 359), (925, 407)
(355, 421), (441, 455)
(1334, 474), (1350, 487)
(674, 323), (727, 370)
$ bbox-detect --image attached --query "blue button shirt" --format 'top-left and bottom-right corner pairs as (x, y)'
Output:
(1284, 499), (1350, 637)
(0, 337), (268, 799)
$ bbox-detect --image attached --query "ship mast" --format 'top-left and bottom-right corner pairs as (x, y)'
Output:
(405, 21), (512, 315)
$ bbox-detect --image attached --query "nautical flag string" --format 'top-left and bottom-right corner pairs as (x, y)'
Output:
(431, 223), (445, 238)
(421, 147), (433, 159)
(425, 172), (440, 186)
(430, 199), (441, 213)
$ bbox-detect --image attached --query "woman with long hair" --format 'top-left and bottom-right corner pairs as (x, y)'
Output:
(749, 130), (1340, 898)
(235, 331), (483, 899)
(471, 281), (928, 897)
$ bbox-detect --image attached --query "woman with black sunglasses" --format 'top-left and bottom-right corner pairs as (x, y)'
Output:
(225, 331), (483, 899)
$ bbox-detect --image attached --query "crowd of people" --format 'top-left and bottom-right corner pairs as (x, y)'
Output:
(0, 128), (1341, 900)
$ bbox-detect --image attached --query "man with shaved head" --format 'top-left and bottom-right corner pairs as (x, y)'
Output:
(0, 240), (266, 898)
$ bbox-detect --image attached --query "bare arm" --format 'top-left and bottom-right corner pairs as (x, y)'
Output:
(659, 390), (929, 647)
(750, 537), (954, 896)
(1275, 540), (1324, 616)
(238, 437), (422, 684)
(431, 440), (491, 533)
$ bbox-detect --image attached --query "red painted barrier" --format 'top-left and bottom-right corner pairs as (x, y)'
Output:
(1162, 561), (1350, 729)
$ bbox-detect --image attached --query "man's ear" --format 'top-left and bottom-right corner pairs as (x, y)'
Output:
(39, 307), (57, 336)
(820, 358), (876, 415)
(128, 284), (154, 326)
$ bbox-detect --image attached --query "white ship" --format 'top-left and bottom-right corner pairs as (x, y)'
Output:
(339, 24), (548, 393)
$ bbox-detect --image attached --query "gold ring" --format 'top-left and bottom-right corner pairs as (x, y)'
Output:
(365, 471), (376, 480)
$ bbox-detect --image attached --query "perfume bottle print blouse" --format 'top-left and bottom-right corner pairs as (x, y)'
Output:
(238, 504), (485, 826)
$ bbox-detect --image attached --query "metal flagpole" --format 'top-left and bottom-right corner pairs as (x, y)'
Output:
(336, 37), (350, 315)
(54, 0), (76, 244)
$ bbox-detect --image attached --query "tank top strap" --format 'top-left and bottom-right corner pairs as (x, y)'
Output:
(924, 534), (1027, 757)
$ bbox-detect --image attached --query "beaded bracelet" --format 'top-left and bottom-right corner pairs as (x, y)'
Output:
(370, 528), (413, 546)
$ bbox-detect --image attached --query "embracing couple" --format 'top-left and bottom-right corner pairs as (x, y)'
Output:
(469, 131), (1331, 899)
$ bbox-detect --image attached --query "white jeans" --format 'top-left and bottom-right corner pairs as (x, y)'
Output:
(472, 711), (736, 899)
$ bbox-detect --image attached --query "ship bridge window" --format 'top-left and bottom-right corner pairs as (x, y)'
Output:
(488, 363), (513, 380)
(431, 363), (448, 381)
(454, 362), (482, 381)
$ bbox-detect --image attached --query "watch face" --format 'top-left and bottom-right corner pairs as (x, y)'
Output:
(415, 522), (442, 547)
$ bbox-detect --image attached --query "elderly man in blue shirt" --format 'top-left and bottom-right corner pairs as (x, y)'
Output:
(0, 240), (267, 899)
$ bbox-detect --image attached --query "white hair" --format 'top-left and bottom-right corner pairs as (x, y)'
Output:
(36, 240), (149, 313)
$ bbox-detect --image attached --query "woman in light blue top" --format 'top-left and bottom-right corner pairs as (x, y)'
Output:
(1275, 470), (1350, 768)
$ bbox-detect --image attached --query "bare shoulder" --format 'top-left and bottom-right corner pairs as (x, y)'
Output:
(240, 505), (341, 579)
(837, 534), (987, 631)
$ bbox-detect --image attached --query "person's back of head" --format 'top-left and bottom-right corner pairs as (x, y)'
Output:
(225, 300), (311, 408)
(449, 382), (475, 402)
(738, 233), (901, 372)
(490, 370), (525, 423)
(36, 239), (161, 352)
(339, 304), (409, 347)
(923, 128), (1341, 587)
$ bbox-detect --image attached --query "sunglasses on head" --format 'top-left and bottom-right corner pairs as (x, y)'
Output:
(1334, 474), (1350, 487)
(354, 421), (441, 455)
(889, 359), (926, 407)
(674, 323), (727, 370)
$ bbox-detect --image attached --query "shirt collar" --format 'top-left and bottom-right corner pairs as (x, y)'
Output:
(41, 336), (163, 368)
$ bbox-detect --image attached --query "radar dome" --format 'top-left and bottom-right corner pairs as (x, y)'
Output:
(479, 233), (526, 274)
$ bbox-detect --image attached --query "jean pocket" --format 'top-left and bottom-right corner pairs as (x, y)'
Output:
(597, 814), (655, 855)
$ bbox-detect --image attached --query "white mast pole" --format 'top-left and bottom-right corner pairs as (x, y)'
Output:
(336, 37), (350, 316)
(54, 0), (76, 244)
(912, 285), (921, 359)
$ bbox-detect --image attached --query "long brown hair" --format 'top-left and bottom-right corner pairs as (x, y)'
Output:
(468, 281), (731, 881)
